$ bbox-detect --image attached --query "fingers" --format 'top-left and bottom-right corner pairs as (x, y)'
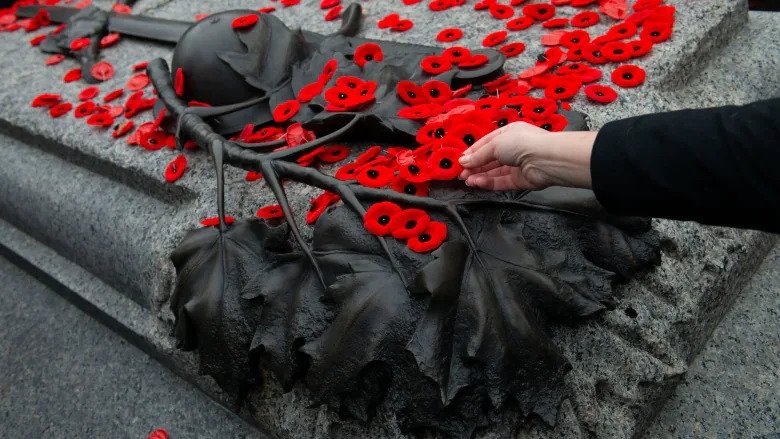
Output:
(458, 136), (497, 169)
(466, 174), (522, 191)
(461, 125), (504, 157)
(459, 159), (501, 180)
(464, 165), (512, 183)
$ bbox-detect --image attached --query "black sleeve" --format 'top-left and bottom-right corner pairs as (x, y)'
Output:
(591, 98), (780, 233)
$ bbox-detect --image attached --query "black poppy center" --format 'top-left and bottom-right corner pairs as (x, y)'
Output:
(364, 54), (373, 61)
(434, 127), (446, 138)
(347, 82), (357, 89)
(439, 158), (453, 169)
(555, 87), (565, 93)
(408, 164), (420, 175)
(537, 54), (548, 62)
(614, 49), (624, 54)
(405, 220), (417, 229)
(618, 28), (627, 34)
(596, 91), (604, 97)
(570, 64), (580, 69)
(148, 138), (157, 145)
(651, 31), (660, 37)
(338, 92), (347, 99)
(378, 215), (390, 225)
(367, 169), (379, 178)
(418, 233), (431, 242)
(534, 107), (545, 113)
(404, 184), (417, 195)
(623, 72), (633, 80)
(463, 134), (476, 146)
(432, 62), (440, 68)
(538, 8), (547, 14)
(541, 123), (552, 130)
(593, 50), (602, 57)
(497, 118), (508, 127)
(429, 89), (440, 97)
(571, 38), (580, 44)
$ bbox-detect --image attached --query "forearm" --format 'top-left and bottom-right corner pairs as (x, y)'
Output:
(527, 131), (596, 190)
(590, 99), (780, 233)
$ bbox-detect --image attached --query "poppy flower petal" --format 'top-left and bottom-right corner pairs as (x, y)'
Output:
(390, 208), (431, 240)
(164, 154), (187, 183)
(273, 99), (300, 122)
(584, 84), (618, 104)
(232, 14), (259, 29)
(364, 201), (402, 236)
(257, 204), (284, 220)
(611, 64), (646, 88)
(436, 27), (463, 42)
(408, 221), (447, 253)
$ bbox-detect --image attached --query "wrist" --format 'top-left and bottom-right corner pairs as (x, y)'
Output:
(526, 131), (596, 189)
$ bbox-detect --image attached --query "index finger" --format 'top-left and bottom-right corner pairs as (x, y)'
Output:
(458, 136), (498, 169)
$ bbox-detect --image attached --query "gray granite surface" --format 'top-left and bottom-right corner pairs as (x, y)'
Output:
(646, 245), (780, 438)
(0, 1), (777, 438)
(0, 254), (262, 439)
(0, 244), (776, 438)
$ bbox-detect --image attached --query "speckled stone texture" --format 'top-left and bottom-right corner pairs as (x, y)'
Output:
(647, 245), (780, 437)
(0, 1), (777, 438)
(0, 253), (263, 439)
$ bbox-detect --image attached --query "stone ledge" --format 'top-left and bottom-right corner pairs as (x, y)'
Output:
(0, 1), (773, 438)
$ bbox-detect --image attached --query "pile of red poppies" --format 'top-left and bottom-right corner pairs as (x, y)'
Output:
(7, 0), (676, 253)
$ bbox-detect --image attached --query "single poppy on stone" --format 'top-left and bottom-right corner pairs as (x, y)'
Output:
(584, 84), (618, 104)
(420, 55), (452, 75)
(273, 99), (300, 122)
(74, 101), (97, 118)
(436, 27), (463, 42)
(200, 216), (235, 227)
(256, 205), (284, 220)
(231, 14), (259, 29)
(317, 145), (350, 163)
(441, 46), (471, 65)
(489, 4), (514, 19)
(324, 5), (342, 21)
(611, 64), (646, 88)
(571, 10), (599, 27)
(506, 16), (534, 31)
(356, 164), (394, 188)
(91, 61), (115, 82)
(31, 93), (61, 108)
(523, 3), (556, 21)
(482, 30), (508, 47)
(602, 40), (632, 62)
(500, 42), (526, 57)
(164, 154), (187, 183)
(428, 147), (463, 180)
(363, 201), (402, 236)
(390, 208), (431, 240)
(457, 53), (489, 69)
(354, 42), (384, 68)
(49, 102), (72, 118)
(521, 97), (557, 120)
(407, 221), (447, 253)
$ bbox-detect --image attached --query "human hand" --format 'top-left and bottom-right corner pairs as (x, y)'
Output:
(458, 122), (597, 191)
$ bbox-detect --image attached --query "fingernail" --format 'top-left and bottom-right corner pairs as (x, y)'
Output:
(459, 155), (470, 164)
